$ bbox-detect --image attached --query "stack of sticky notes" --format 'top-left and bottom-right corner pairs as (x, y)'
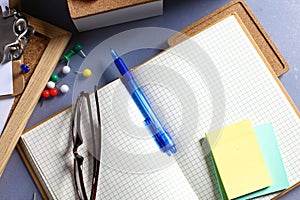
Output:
(206, 120), (289, 200)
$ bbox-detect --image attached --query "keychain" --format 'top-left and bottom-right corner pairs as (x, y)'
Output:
(0, 6), (34, 64)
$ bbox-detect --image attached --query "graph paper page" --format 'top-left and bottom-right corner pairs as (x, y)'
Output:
(21, 15), (300, 200)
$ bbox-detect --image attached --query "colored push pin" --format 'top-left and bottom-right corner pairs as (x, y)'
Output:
(47, 81), (56, 89)
(63, 43), (86, 62)
(41, 89), (50, 99)
(50, 73), (59, 83)
(40, 89), (50, 106)
(59, 84), (69, 93)
(40, 88), (58, 107)
(50, 88), (59, 97)
(62, 60), (71, 74)
(73, 43), (86, 58)
(20, 64), (30, 73)
(41, 88), (58, 98)
(76, 68), (92, 78)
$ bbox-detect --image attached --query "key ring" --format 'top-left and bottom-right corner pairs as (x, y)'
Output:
(0, 6), (34, 64)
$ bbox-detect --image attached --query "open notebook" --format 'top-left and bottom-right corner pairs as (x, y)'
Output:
(20, 15), (300, 199)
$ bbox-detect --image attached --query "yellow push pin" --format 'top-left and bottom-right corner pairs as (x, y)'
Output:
(76, 68), (92, 78)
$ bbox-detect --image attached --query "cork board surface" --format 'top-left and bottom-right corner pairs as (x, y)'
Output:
(68, 0), (160, 19)
(8, 33), (50, 117)
(168, 0), (289, 77)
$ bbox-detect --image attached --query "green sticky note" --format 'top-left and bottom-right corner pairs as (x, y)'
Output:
(211, 123), (289, 200)
(235, 123), (290, 200)
(210, 152), (228, 200)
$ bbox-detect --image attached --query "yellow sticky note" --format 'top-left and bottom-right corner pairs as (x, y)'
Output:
(206, 120), (272, 199)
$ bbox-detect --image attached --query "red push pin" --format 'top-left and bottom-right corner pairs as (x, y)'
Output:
(50, 88), (59, 97)
(40, 89), (51, 107)
(42, 90), (50, 99)
(40, 88), (59, 107)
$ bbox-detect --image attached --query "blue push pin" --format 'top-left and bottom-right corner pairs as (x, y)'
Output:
(20, 64), (30, 73)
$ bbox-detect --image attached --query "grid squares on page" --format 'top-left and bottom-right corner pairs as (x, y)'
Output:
(97, 163), (198, 199)
(97, 50), (215, 174)
(98, 81), (177, 174)
(167, 15), (300, 199)
(22, 89), (199, 199)
(21, 15), (300, 200)
(22, 109), (76, 199)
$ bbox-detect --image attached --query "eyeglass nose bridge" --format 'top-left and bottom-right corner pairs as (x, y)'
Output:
(73, 129), (83, 149)
(74, 153), (84, 166)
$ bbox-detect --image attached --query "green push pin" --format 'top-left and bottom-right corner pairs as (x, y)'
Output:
(50, 73), (59, 82)
(63, 43), (86, 62)
(73, 43), (86, 58)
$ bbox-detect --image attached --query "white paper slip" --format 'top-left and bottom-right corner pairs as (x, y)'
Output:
(0, 97), (14, 135)
(0, 61), (14, 96)
(0, 0), (8, 7)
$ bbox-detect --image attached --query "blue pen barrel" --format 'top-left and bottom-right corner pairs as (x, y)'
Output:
(121, 71), (177, 155)
(113, 55), (128, 75)
(112, 49), (176, 155)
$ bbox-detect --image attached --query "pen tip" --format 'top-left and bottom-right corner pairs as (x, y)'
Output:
(110, 48), (119, 60)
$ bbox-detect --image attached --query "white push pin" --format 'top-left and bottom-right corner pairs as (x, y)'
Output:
(47, 81), (56, 89)
(76, 68), (92, 78)
(60, 84), (69, 93)
(62, 60), (71, 74)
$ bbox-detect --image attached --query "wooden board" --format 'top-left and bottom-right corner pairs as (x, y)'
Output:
(0, 14), (71, 176)
(168, 0), (289, 77)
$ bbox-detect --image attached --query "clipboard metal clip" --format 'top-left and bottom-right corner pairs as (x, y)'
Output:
(0, 6), (34, 64)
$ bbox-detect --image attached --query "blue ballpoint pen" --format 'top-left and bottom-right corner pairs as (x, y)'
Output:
(111, 49), (177, 156)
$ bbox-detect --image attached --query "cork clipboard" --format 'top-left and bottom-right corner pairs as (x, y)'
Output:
(0, 12), (71, 176)
(168, 0), (289, 77)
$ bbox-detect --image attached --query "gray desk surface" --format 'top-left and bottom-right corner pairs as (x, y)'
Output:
(1, 0), (300, 199)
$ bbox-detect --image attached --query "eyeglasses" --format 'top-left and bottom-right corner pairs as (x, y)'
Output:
(71, 87), (101, 200)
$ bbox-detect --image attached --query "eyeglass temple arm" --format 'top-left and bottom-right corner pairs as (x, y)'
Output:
(90, 86), (101, 200)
